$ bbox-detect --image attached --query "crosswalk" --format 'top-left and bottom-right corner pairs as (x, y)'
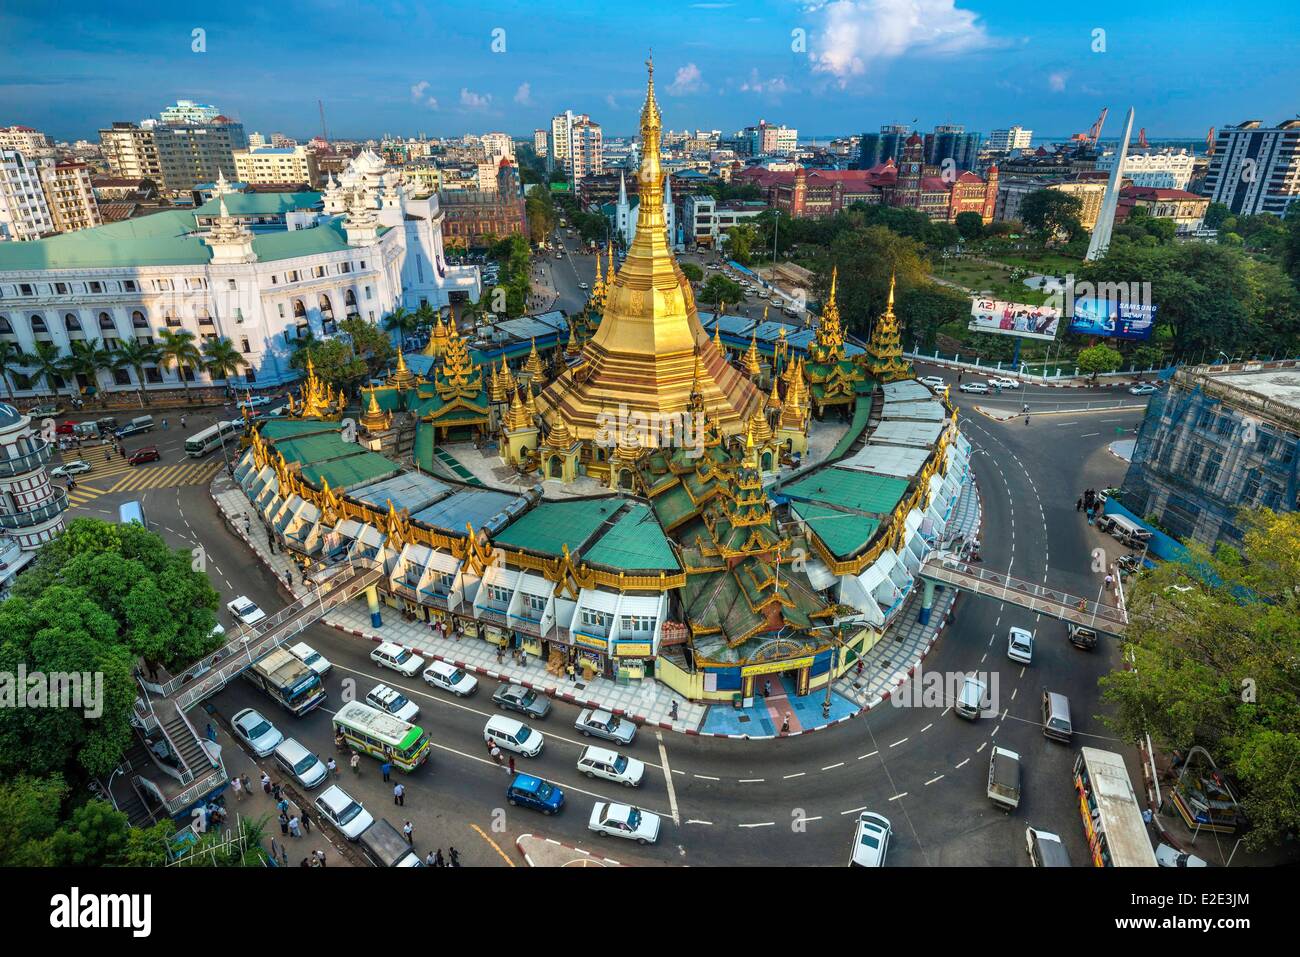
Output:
(57, 457), (226, 511)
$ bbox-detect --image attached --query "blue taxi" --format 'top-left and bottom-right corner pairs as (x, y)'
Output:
(506, 773), (565, 815)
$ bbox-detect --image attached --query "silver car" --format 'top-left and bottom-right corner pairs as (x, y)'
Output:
(574, 708), (636, 745)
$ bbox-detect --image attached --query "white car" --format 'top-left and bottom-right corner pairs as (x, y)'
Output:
(423, 660), (478, 697)
(1129, 383), (1159, 396)
(988, 376), (1021, 389)
(849, 811), (892, 867)
(237, 395), (272, 410)
(288, 642), (331, 677)
(588, 802), (661, 845)
(917, 375), (945, 390)
(1007, 627), (1035, 664)
(314, 785), (374, 841)
(51, 460), (93, 478)
(958, 382), (990, 394)
(232, 708), (283, 757)
(227, 595), (267, 627)
(274, 738), (328, 789)
(578, 281), (589, 290)
(366, 683), (420, 723)
(577, 745), (645, 787)
(370, 641), (425, 677)
(1156, 843), (1208, 867)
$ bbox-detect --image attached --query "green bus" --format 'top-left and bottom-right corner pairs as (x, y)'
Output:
(332, 701), (431, 772)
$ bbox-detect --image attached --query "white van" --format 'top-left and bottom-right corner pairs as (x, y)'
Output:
(366, 683), (421, 723)
(484, 715), (543, 757)
(955, 675), (987, 719)
(577, 745), (645, 787)
(273, 737), (328, 790)
(1098, 513), (1152, 548)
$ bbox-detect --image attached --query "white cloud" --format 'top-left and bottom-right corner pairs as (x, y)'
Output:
(808, 0), (997, 83)
(667, 63), (706, 95)
(605, 93), (619, 110)
(1047, 70), (1068, 92)
(459, 87), (493, 110)
(513, 82), (533, 106)
(739, 69), (790, 96)
(410, 80), (438, 109)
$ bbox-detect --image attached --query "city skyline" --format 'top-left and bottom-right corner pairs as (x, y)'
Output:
(3, 0), (1298, 142)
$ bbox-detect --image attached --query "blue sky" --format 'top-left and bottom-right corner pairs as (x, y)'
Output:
(2, 0), (1297, 142)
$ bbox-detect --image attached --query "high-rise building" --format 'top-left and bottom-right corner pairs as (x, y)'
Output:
(855, 124), (910, 169)
(925, 125), (982, 172)
(1096, 147), (1196, 190)
(988, 126), (1033, 153)
(100, 118), (246, 195)
(99, 122), (164, 184)
(159, 100), (223, 125)
(549, 113), (604, 183)
(742, 120), (798, 156)
(0, 150), (55, 241)
(234, 145), (320, 188)
(0, 126), (55, 158)
(533, 128), (548, 158)
(37, 160), (101, 234)
(1201, 119), (1300, 217)
(481, 132), (514, 163)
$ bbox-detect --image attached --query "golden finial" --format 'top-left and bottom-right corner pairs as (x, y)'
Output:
(886, 271), (896, 314)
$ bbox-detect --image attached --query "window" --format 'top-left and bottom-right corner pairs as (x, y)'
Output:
(112, 368), (131, 386)
(1201, 451), (1223, 486)
(123, 280), (137, 292)
(580, 609), (610, 632)
(144, 367), (163, 384)
(30, 315), (47, 334)
(54, 282), (68, 295)
(0, 318), (11, 334)
(524, 593), (546, 615)
(244, 369), (256, 382)
(102, 337), (120, 351)
(99, 312), (115, 331)
(132, 310), (147, 328)
(64, 313), (81, 331)
(239, 337), (251, 353)
(227, 279), (237, 290)
(88, 281), (103, 294)
(487, 584), (511, 606)
(621, 614), (653, 633)
(19, 284), (33, 297)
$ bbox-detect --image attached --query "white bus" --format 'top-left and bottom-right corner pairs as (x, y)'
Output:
(1073, 747), (1158, 867)
(185, 419), (243, 458)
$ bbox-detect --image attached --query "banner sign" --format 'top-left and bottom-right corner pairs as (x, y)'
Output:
(1067, 297), (1157, 341)
(968, 298), (1061, 341)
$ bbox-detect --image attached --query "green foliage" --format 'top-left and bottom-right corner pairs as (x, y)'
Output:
(1128, 344), (1166, 370)
(1019, 189), (1084, 240)
(1203, 202), (1231, 231)
(485, 233), (533, 317)
(954, 211), (985, 241)
(0, 773), (67, 866)
(340, 317), (393, 374)
(1075, 343), (1123, 377)
(288, 338), (368, 394)
(724, 223), (760, 265)
(699, 273), (743, 306)
(1099, 510), (1300, 851)
(1284, 203), (1300, 290)
(524, 188), (557, 245)
(0, 776), (171, 866)
(821, 225), (929, 336)
(897, 283), (971, 352)
(679, 261), (704, 283)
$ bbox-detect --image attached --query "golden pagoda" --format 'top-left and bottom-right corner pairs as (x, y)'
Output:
(423, 312), (450, 358)
(488, 361), (507, 404)
(388, 346), (417, 391)
(864, 273), (913, 383)
(498, 355), (516, 396)
(743, 333), (763, 379)
(804, 266), (867, 419)
(293, 355), (345, 419)
(522, 338), (547, 382)
(766, 376), (783, 412)
(432, 321), (482, 401)
(591, 250), (605, 304)
(537, 57), (761, 452)
(359, 386), (392, 433)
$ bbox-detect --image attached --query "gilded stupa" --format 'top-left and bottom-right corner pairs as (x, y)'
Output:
(537, 57), (761, 449)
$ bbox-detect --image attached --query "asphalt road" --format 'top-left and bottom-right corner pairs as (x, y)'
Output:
(55, 381), (1153, 866)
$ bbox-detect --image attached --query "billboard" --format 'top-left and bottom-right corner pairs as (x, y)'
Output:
(1067, 297), (1157, 341)
(968, 298), (1062, 341)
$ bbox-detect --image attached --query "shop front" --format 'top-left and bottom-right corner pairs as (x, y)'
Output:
(613, 640), (654, 683)
(740, 655), (815, 698)
(571, 632), (608, 680)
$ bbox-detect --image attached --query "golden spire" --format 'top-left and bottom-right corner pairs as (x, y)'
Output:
(423, 312), (449, 357)
(488, 360), (505, 404)
(543, 413), (573, 450)
(886, 271), (896, 314)
(360, 386), (391, 432)
(499, 355), (516, 393)
(607, 243), (615, 284)
(388, 345), (416, 390)
(743, 333), (762, 378)
(504, 387), (532, 431)
(767, 376), (783, 411)
(522, 337), (547, 381)
(865, 270), (911, 383)
(525, 381), (538, 417)
(591, 250), (604, 303)
(713, 322), (723, 353)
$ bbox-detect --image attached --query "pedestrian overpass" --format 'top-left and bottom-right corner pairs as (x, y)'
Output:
(918, 552), (1128, 634)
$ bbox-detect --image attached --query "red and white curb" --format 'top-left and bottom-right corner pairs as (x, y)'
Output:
(515, 834), (623, 867)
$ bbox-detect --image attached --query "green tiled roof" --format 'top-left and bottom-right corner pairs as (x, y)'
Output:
(828, 394), (874, 461)
(493, 500), (618, 556)
(784, 467), (908, 516)
(272, 433), (362, 467)
(584, 503), (679, 572)
(791, 502), (880, 559)
(302, 452), (398, 491)
(257, 419), (338, 441)
(413, 422), (436, 472)
(252, 218), (353, 263)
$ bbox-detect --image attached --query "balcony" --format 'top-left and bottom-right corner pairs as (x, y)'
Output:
(0, 440), (53, 479)
(0, 487), (68, 529)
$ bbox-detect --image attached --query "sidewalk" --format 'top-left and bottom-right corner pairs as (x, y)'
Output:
(211, 477), (708, 735)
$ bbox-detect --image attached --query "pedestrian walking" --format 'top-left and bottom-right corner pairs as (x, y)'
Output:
(350, 753), (360, 775)
(261, 772), (272, 794)
(231, 775), (244, 801)
(507, 755), (516, 776)
(105, 447), (111, 462)
(300, 808), (312, 834)
(276, 797), (289, 817)
(781, 713), (791, 734)
(448, 846), (461, 867)
(271, 781), (283, 801)
(314, 849), (327, 867)
(279, 843), (288, 866)
(241, 773), (251, 795)
(180, 415), (187, 429)
(161, 418), (168, 430)
(490, 743), (503, 765)
(1023, 414), (1030, 426)
(278, 812), (289, 835)
(433, 849), (445, 867)
(496, 646), (504, 664)
(1076, 497), (1084, 512)
(668, 700), (679, 720)
(403, 820), (414, 845)
(288, 815), (302, 838)
(270, 838), (281, 862)
(394, 782), (405, 806)
(335, 731), (346, 751)
(381, 761), (392, 783)
(1104, 573), (1115, 592)
(327, 757), (338, 778)
(426, 850), (438, 866)
(763, 679), (772, 697)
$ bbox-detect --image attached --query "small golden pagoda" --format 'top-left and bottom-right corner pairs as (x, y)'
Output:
(804, 266), (867, 419)
(291, 355), (346, 420)
(387, 346), (417, 391)
(766, 376), (783, 412)
(432, 321), (482, 401)
(536, 57), (761, 455)
(423, 312), (451, 358)
(500, 387), (538, 468)
(498, 355), (517, 396)
(521, 338), (547, 383)
(539, 412), (581, 483)
(864, 273), (913, 383)
(743, 333), (763, 380)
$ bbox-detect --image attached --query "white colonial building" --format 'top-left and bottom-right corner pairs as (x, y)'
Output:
(0, 155), (481, 397)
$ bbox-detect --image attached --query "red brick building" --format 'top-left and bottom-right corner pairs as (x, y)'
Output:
(438, 159), (528, 248)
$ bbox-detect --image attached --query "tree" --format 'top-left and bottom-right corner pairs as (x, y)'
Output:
(1099, 509), (1300, 851)
(0, 774), (66, 866)
(22, 341), (70, 399)
(381, 307), (419, 342)
(525, 189), (556, 245)
(1075, 343), (1123, 379)
(288, 338), (367, 395)
(110, 338), (161, 406)
(156, 328), (202, 402)
(896, 283), (970, 352)
(1020, 189), (1084, 239)
(698, 274), (743, 306)
(1203, 202), (1232, 231)
(954, 211), (985, 241)
(61, 339), (114, 403)
(0, 339), (20, 401)
(1128, 344), (1166, 370)
(824, 225), (929, 336)
(724, 224), (760, 266)
(201, 337), (248, 395)
(679, 262), (704, 283)
(340, 317), (393, 375)
(1284, 203), (1300, 291)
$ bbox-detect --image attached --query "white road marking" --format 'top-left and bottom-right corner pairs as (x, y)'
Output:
(954, 758), (970, 769)
(657, 731), (681, 826)
(821, 762), (844, 771)
(888, 792), (908, 802)
(840, 806), (867, 816)
(976, 741), (987, 753)
(693, 774), (720, 781)
(889, 737), (907, 748)
(924, 775), (944, 786)
(738, 821), (775, 829)
(920, 723), (932, 733)
(738, 778), (765, 784)
(858, 751), (878, 760)
(783, 771), (805, 779)
(685, 819), (713, 826)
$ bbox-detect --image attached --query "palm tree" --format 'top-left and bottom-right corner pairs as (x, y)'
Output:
(62, 339), (115, 407)
(202, 337), (249, 397)
(413, 302), (437, 331)
(112, 339), (162, 406)
(381, 307), (418, 342)
(23, 341), (73, 399)
(156, 328), (203, 403)
(0, 339), (22, 402)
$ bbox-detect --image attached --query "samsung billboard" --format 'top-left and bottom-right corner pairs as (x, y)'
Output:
(1067, 297), (1157, 341)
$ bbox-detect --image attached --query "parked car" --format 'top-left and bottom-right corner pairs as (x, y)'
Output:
(987, 376), (1021, 390)
(274, 737), (328, 789)
(366, 683), (421, 723)
(127, 445), (161, 465)
(51, 460), (93, 478)
(232, 707), (283, 757)
(26, 403), (64, 416)
(288, 642), (331, 677)
(1129, 383), (1159, 396)
(849, 811), (893, 867)
(917, 375), (945, 390)
(370, 641), (424, 677)
(574, 708), (637, 744)
(1156, 843), (1208, 867)
(423, 660), (478, 697)
(314, 785), (374, 840)
(577, 745), (645, 787)
(226, 595), (266, 627)
(588, 802), (661, 844)
(493, 682), (551, 718)
(1007, 627), (1034, 664)
(237, 395), (273, 410)
(958, 382), (990, 394)
(506, 773), (565, 815)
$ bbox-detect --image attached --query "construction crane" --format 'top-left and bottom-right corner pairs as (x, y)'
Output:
(1086, 107), (1108, 146)
(318, 99), (329, 144)
(1136, 127), (1149, 149)
(1205, 126), (1216, 156)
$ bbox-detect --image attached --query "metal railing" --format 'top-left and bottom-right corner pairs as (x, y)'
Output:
(0, 440), (52, 478)
(0, 487), (68, 529)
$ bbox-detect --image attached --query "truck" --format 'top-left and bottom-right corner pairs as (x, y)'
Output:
(988, 746), (1022, 812)
(1067, 623), (1098, 650)
(245, 647), (326, 716)
(358, 818), (423, 867)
